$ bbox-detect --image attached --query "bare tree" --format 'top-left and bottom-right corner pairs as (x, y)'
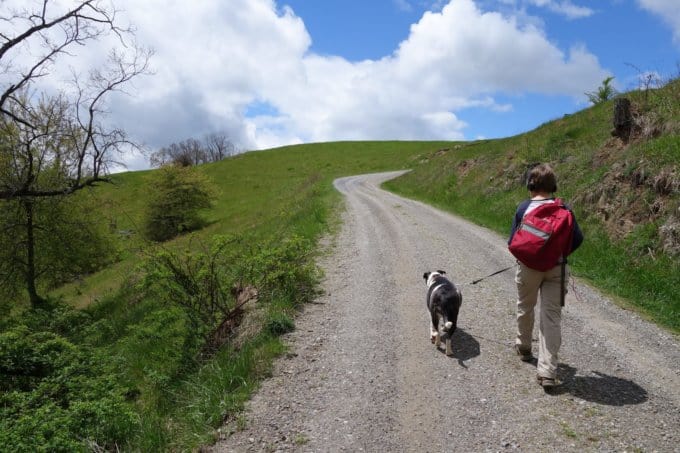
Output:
(181, 137), (206, 165)
(150, 133), (236, 168)
(150, 142), (180, 167)
(204, 132), (235, 161)
(1, 1), (152, 198)
(0, 0), (151, 306)
(150, 140), (203, 167)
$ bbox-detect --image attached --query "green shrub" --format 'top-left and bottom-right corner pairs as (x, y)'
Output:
(143, 165), (216, 242)
(585, 76), (617, 104)
(238, 234), (320, 305)
(0, 324), (137, 451)
(139, 233), (318, 345)
(0, 326), (77, 392)
(115, 306), (191, 393)
(138, 237), (243, 354)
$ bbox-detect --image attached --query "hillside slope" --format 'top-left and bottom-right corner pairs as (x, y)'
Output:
(386, 79), (680, 332)
(7, 81), (677, 451)
(212, 172), (679, 452)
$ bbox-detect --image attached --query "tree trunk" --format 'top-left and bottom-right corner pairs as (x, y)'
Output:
(611, 97), (632, 142)
(22, 199), (45, 307)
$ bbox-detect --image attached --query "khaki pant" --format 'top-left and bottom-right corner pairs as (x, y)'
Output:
(515, 262), (567, 379)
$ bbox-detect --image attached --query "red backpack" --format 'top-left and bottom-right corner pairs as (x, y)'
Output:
(509, 198), (575, 271)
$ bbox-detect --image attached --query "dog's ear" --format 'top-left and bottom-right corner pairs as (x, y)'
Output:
(423, 272), (430, 280)
(437, 270), (446, 275)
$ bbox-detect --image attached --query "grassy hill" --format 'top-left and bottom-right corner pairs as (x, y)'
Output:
(3, 80), (678, 451)
(51, 141), (448, 306)
(386, 79), (680, 332)
(5, 141), (448, 451)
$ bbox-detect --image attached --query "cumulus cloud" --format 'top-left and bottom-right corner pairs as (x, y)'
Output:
(491, 0), (593, 19)
(112, 0), (310, 153)
(394, 0), (414, 12)
(237, 0), (605, 148)
(529, 1), (593, 19)
(637, 0), (680, 44)
(394, 1), (602, 94)
(4, 0), (609, 169)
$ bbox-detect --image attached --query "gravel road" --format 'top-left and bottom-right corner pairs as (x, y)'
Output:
(210, 171), (680, 453)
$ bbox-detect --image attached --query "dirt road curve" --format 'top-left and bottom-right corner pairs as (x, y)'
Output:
(210, 171), (680, 452)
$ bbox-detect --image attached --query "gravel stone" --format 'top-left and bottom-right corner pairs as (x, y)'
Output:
(207, 171), (680, 453)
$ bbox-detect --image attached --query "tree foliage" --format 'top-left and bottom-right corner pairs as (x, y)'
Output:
(143, 165), (217, 242)
(0, 0), (151, 306)
(586, 76), (618, 105)
(0, 192), (114, 304)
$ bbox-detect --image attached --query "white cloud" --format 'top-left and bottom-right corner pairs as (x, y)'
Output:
(5, 0), (607, 168)
(493, 0), (593, 19)
(394, 0), (414, 12)
(545, 1), (593, 19)
(637, 0), (680, 44)
(394, 1), (603, 94)
(249, 0), (605, 148)
(111, 0), (310, 152)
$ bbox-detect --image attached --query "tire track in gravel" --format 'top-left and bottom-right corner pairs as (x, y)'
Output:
(209, 171), (680, 453)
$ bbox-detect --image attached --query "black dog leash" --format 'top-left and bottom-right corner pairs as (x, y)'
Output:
(469, 264), (517, 285)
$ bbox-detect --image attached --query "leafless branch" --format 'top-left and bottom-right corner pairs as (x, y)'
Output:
(0, 1), (152, 200)
(1, 0), (135, 114)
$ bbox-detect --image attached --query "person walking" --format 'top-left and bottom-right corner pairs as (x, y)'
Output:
(508, 163), (583, 388)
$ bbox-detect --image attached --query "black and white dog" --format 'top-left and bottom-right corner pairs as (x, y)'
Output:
(423, 270), (462, 356)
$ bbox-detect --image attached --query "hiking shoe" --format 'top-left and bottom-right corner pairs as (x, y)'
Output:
(514, 344), (533, 362)
(536, 375), (558, 388)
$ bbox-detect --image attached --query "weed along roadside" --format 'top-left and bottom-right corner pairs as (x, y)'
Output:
(1, 77), (679, 450)
(1, 141), (439, 451)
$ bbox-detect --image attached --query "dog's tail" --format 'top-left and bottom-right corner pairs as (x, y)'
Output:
(443, 321), (453, 334)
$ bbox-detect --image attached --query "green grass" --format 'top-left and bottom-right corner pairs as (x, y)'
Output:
(5, 79), (680, 451)
(51, 141), (446, 307)
(157, 334), (286, 451)
(36, 141), (452, 450)
(384, 82), (680, 333)
(560, 421), (579, 439)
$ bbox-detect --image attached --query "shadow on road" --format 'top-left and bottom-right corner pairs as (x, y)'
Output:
(551, 364), (648, 405)
(439, 328), (480, 368)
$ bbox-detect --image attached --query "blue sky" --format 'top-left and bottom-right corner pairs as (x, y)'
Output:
(403, 1), (675, 76)
(12, 0), (677, 169)
(280, 0), (679, 140)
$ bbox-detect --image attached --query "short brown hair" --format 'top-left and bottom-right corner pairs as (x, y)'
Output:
(526, 163), (557, 193)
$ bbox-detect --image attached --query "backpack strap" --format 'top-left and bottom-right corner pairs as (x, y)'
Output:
(555, 197), (570, 306)
(560, 261), (566, 307)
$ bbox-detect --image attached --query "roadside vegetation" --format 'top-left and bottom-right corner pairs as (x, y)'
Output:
(1, 141), (443, 450)
(2, 41), (678, 451)
(385, 76), (680, 333)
